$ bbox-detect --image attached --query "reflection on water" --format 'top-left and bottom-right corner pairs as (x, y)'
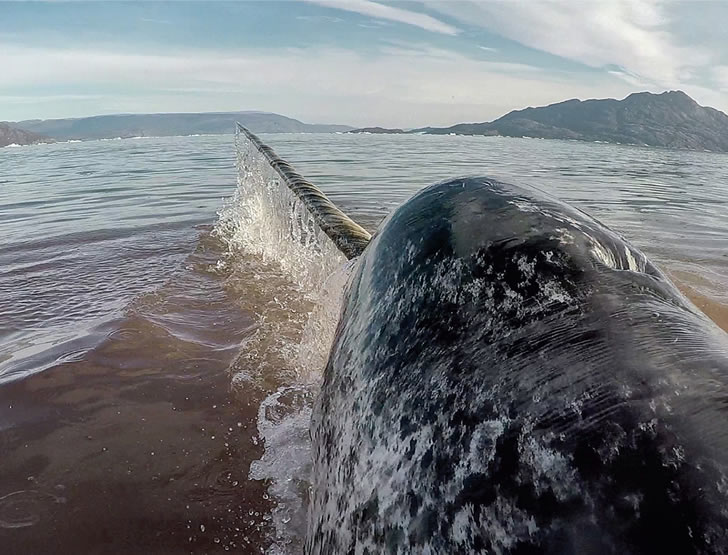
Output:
(0, 232), (273, 553)
(0, 136), (235, 384)
(0, 490), (66, 529)
(1, 134), (727, 553)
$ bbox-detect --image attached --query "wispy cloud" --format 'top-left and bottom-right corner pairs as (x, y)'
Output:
(713, 67), (728, 92)
(0, 94), (105, 105)
(3, 1), (727, 124)
(607, 68), (650, 89)
(430, 0), (709, 87)
(1, 43), (637, 125)
(306, 0), (459, 35)
(357, 20), (393, 29)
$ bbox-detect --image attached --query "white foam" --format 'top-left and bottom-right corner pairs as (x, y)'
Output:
(249, 385), (315, 550)
(214, 132), (346, 295)
(214, 129), (353, 553)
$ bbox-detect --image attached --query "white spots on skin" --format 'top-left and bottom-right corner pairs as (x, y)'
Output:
(516, 255), (536, 285)
(519, 436), (580, 502)
(309, 248), (584, 552)
(477, 496), (538, 554)
(552, 227), (575, 246)
(451, 505), (478, 546)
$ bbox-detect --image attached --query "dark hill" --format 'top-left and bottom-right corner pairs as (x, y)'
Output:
(0, 122), (51, 148)
(12, 112), (352, 141)
(420, 91), (728, 152)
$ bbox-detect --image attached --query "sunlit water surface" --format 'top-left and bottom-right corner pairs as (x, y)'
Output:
(1, 134), (727, 553)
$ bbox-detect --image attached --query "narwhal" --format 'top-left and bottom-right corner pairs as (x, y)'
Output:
(239, 125), (728, 554)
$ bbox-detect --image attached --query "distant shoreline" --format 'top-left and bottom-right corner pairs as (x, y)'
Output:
(4, 132), (728, 157)
(7, 90), (728, 152)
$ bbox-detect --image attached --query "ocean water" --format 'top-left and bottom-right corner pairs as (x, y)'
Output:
(1, 133), (727, 553)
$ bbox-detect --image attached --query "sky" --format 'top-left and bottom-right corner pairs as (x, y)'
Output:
(2, 0), (728, 127)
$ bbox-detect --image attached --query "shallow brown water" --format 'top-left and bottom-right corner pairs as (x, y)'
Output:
(673, 273), (728, 334)
(0, 232), (275, 554)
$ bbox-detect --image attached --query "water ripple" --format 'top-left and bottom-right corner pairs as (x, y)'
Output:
(0, 490), (66, 529)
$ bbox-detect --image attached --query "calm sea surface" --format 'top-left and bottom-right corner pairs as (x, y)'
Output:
(1, 133), (727, 553)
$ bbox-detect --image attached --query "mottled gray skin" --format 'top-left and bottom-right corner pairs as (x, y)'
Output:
(307, 178), (728, 554)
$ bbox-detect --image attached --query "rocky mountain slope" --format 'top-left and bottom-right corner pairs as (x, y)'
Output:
(0, 122), (51, 147)
(420, 91), (728, 152)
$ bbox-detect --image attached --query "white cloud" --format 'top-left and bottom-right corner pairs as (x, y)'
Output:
(607, 69), (650, 89)
(429, 0), (710, 87)
(306, 0), (459, 35)
(0, 94), (104, 105)
(713, 67), (728, 92)
(0, 43), (642, 126)
(4, 0), (728, 126)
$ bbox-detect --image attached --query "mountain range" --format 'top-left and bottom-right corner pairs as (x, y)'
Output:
(4, 91), (728, 152)
(7, 111), (351, 141)
(417, 91), (728, 152)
